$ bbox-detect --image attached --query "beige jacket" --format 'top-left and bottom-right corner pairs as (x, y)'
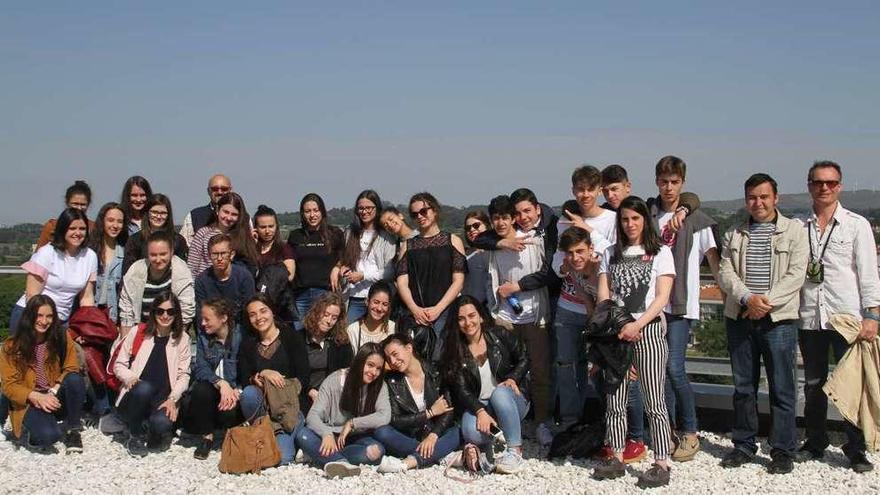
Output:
(717, 212), (808, 322)
(824, 314), (880, 452)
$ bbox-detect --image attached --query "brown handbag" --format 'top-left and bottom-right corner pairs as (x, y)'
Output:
(218, 413), (282, 474)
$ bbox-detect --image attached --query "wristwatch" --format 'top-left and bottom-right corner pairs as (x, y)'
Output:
(862, 307), (880, 322)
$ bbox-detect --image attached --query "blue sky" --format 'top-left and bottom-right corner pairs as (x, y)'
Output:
(2, 1), (879, 223)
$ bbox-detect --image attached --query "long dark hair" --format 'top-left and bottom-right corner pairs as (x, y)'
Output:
(613, 196), (661, 259)
(298, 193), (335, 253)
(140, 194), (175, 239)
(342, 190), (383, 268)
(358, 280), (393, 329)
(463, 210), (491, 249)
(51, 207), (90, 254)
(120, 176), (153, 220)
(210, 192), (259, 267)
(253, 204), (284, 266)
(90, 202), (128, 271)
(5, 295), (67, 374)
(340, 342), (386, 417)
(144, 291), (185, 340)
(440, 295), (494, 383)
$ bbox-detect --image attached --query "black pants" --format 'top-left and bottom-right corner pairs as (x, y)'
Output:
(181, 381), (244, 435)
(799, 329), (866, 457)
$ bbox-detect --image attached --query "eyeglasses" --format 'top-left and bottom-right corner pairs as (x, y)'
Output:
(357, 206), (376, 213)
(210, 186), (231, 193)
(209, 251), (231, 259)
(409, 206), (433, 219)
(155, 307), (178, 316)
(808, 180), (840, 189)
(465, 222), (483, 232)
(149, 209), (169, 217)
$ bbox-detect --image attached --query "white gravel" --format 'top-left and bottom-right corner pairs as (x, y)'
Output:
(1, 428), (878, 494)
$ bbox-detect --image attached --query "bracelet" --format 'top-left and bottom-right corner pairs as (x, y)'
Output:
(862, 309), (880, 322)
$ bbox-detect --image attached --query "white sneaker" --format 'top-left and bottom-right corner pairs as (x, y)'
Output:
(536, 422), (554, 447)
(377, 455), (409, 473)
(494, 449), (525, 474)
(324, 461), (361, 478)
(294, 449), (311, 464)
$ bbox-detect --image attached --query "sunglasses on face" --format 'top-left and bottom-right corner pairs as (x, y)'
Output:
(808, 180), (840, 189)
(357, 206), (376, 213)
(210, 186), (231, 193)
(465, 222), (483, 232)
(155, 307), (178, 317)
(409, 206), (433, 219)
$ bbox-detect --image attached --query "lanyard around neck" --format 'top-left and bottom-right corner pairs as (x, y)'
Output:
(808, 218), (837, 262)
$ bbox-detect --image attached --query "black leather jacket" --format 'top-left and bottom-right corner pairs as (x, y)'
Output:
(448, 326), (530, 415)
(584, 299), (634, 394)
(385, 360), (454, 440)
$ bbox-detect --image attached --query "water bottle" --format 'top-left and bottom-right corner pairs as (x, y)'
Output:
(506, 294), (524, 315)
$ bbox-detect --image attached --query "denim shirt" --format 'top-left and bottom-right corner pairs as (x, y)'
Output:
(192, 324), (242, 388)
(95, 245), (125, 322)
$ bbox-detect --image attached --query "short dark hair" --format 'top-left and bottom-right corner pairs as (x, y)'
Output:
(571, 165), (602, 188)
(808, 160), (842, 182)
(509, 188), (539, 207)
(558, 226), (592, 252)
(65, 180), (92, 205)
(208, 232), (233, 250)
(51, 207), (90, 254)
(601, 164), (629, 185)
(655, 155), (687, 180)
(488, 195), (516, 218)
(145, 230), (173, 249)
(744, 173), (778, 196)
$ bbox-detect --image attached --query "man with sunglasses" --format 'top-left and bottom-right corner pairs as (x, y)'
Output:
(180, 174), (233, 246)
(793, 160), (880, 473)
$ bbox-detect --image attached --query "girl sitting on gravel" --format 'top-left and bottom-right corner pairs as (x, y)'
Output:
(0, 296), (85, 454)
(182, 297), (245, 460)
(345, 281), (396, 354)
(441, 295), (530, 475)
(299, 342), (391, 478)
(372, 333), (460, 473)
(302, 293), (353, 413)
(112, 292), (192, 458)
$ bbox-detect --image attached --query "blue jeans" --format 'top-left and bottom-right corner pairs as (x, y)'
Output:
(9, 304), (24, 336)
(294, 288), (329, 331)
(461, 385), (530, 448)
(20, 373), (85, 446)
(553, 307), (588, 421)
(665, 314), (698, 433)
(373, 424), (461, 467)
(726, 317), (798, 457)
(239, 385), (300, 465)
(347, 297), (367, 324)
(297, 426), (385, 467)
(627, 379), (646, 442)
(118, 381), (175, 438)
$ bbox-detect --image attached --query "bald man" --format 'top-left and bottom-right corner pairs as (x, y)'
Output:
(180, 174), (232, 246)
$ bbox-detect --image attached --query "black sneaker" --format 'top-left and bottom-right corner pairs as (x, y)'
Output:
(592, 457), (626, 480)
(64, 430), (83, 454)
(193, 437), (212, 460)
(793, 445), (824, 463)
(147, 432), (171, 452)
(637, 464), (671, 488)
(126, 434), (148, 458)
(720, 449), (753, 468)
(848, 452), (874, 473)
(767, 455), (793, 474)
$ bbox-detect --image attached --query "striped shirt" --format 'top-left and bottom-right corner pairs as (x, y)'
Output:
(141, 268), (172, 322)
(34, 343), (49, 391)
(745, 221), (775, 295)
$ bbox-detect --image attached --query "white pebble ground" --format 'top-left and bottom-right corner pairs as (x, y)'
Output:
(1, 429), (878, 494)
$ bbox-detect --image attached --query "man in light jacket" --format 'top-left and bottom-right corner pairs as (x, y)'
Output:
(717, 173), (808, 475)
(793, 161), (880, 473)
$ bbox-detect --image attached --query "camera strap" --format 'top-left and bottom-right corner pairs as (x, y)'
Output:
(808, 218), (837, 263)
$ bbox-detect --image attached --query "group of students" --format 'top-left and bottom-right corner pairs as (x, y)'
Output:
(1, 158), (877, 488)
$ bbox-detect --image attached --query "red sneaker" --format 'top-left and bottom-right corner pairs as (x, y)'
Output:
(622, 440), (647, 464)
(594, 444), (614, 461)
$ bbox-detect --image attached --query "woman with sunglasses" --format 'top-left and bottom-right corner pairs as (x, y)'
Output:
(395, 192), (466, 362)
(592, 195), (675, 488)
(462, 210), (491, 305)
(188, 192), (259, 278)
(338, 190), (397, 324)
(287, 193), (344, 330)
(123, 194), (189, 275)
(113, 292), (192, 457)
(120, 176), (154, 236)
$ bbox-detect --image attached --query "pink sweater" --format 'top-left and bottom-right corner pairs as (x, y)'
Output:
(112, 328), (192, 406)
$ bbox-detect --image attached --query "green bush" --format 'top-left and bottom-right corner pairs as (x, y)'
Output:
(694, 319), (728, 358)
